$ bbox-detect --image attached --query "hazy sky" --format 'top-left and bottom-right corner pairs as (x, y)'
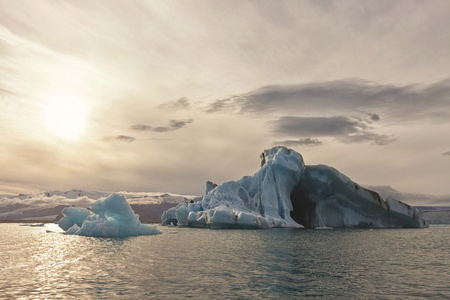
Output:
(1, 1), (450, 203)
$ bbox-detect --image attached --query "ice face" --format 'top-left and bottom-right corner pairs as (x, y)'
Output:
(58, 207), (91, 231)
(291, 165), (427, 228)
(162, 146), (427, 229)
(58, 194), (162, 237)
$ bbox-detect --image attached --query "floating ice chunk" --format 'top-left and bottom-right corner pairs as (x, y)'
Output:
(58, 194), (161, 237)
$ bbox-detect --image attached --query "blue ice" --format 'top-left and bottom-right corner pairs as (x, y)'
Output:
(58, 194), (161, 237)
(162, 146), (304, 229)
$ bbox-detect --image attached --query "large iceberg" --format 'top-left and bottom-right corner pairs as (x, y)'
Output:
(58, 194), (161, 236)
(162, 146), (427, 229)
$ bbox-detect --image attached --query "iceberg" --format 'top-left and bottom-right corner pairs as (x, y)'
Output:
(58, 194), (162, 236)
(162, 146), (427, 229)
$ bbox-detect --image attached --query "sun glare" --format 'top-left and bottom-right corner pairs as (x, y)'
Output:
(43, 93), (88, 139)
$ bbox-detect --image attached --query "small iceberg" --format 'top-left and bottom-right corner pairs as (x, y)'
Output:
(58, 194), (161, 237)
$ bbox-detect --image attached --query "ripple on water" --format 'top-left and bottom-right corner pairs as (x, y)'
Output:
(0, 224), (449, 299)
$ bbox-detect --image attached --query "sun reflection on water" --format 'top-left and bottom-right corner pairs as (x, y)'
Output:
(1, 224), (448, 299)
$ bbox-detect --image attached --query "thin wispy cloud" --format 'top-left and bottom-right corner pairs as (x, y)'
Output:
(441, 151), (450, 157)
(158, 97), (190, 110)
(103, 135), (136, 143)
(338, 132), (394, 146)
(272, 138), (322, 147)
(131, 119), (193, 132)
(205, 98), (239, 113)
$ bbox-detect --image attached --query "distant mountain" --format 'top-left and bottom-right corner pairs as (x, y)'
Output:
(0, 189), (196, 223)
(365, 185), (450, 206)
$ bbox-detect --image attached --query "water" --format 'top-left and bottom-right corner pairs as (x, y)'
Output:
(0, 224), (449, 299)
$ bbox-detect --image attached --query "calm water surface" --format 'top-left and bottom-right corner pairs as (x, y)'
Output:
(0, 224), (448, 299)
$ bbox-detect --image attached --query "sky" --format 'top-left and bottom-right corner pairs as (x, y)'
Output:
(0, 0), (450, 205)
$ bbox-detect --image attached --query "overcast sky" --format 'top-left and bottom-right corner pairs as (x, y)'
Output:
(1, 0), (449, 204)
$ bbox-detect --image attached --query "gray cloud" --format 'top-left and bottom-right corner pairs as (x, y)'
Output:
(103, 135), (136, 143)
(274, 116), (364, 136)
(131, 119), (193, 132)
(369, 113), (380, 121)
(206, 78), (450, 122)
(441, 151), (450, 157)
(272, 116), (394, 146)
(338, 132), (395, 146)
(272, 138), (323, 147)
(205, 98), (238, 113)
(158, 97), (190, 110)
(202, 79), (450, 147)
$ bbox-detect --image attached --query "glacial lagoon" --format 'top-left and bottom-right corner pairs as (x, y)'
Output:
(1, 223), (448, 299)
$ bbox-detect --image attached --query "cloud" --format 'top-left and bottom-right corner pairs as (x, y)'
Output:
(273, 116), (363, 136)
(338, 132), (394, 146)
(158, 97), (190, 110)
(205, 98), (238, 113)
(442, 151), (450, 157)
(202, 78), (450, 147)
(130, 119), (193, 132)
(206, 78), (450, 122)
(103, 135), (136, 143)
(369, 113), (380, 121)
(272, 116), (394, 146)
(272, 138), (322, 147)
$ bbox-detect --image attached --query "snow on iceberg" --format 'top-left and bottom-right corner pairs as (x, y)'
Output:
(58, 194), (161, 237)
(162, 146), (427, 229)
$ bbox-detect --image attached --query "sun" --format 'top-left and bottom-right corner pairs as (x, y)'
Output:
(43, 93), (88, 139)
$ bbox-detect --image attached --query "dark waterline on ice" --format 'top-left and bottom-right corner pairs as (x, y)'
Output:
(0, 224), (449, 299)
